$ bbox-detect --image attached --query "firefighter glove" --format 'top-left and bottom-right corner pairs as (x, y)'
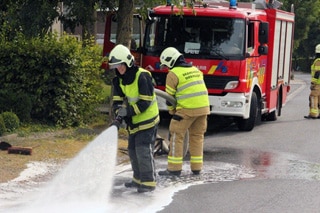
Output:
(117, 107), (128, 117)
(310, 84), (316, 90)
(110, 116), (123, 130)
(166, 100), (173, 107)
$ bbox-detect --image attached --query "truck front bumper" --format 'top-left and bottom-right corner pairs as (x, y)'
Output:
(156, 92), (250, 118)
(210, 93), (250, 118)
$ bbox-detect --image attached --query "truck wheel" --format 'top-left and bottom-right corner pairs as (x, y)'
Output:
(237, 92), (258, 131)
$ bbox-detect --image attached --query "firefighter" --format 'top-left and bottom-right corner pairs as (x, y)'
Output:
(158, 47), (210, 176)
(304, 44), (320, 119)
(109, 44), (160, 193)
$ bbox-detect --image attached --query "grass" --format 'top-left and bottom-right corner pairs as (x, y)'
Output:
(0, 122), (129, 183)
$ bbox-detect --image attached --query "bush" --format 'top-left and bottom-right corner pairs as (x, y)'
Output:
(0, 115), (6, 136)
(0, 90), (32, 122)
(1, 112), (20, 132)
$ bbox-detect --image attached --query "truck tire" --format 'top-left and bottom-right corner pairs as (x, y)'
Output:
(236, 91), (258, 131)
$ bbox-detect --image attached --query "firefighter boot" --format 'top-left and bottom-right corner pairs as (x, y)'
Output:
(137, 185), (155, 193)
(192, 170), (201, 175)
(124, 180), (140, 188)
(304, 115), (318, 119)
(158, 169), (181, 176)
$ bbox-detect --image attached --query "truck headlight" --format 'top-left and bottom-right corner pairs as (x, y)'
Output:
(225, 81), (239, 90)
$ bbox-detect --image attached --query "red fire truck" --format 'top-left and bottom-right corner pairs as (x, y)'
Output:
(102, 0), (295, 131)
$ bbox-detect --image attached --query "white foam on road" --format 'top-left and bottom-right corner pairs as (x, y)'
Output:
(0, 125), (256, 213)
(6, 126), (118, 213)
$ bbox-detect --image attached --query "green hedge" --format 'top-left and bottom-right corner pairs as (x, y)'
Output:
(0, 33), (105, 127)
(0, 90), (32, 122)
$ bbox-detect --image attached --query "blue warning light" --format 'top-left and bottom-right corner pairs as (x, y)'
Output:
(230, 0), (237, 9)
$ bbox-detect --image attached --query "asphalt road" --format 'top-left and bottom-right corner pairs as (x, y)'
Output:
(158, 72), (320, 213)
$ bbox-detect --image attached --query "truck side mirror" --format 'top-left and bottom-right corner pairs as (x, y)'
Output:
(258, 45), (268, 55)
(259, 22), (269, 44)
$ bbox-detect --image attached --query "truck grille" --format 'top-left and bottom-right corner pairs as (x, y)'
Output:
(204, 75), (239, 90)
(151, 72), (239, 90)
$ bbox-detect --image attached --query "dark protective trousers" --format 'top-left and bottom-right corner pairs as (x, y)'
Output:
(128, 125), (157, 187)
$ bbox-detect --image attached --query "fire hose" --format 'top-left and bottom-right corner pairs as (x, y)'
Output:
(154, 88), (189, 157)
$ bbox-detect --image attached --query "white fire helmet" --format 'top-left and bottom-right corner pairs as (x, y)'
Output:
(315, 44), (320, 54)
(108, 44), (134, 69)
(160, 47), (182, 68)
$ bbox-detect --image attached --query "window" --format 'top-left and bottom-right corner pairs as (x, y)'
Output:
(145, 16), (245, 59)
(247, 22), (254, 52)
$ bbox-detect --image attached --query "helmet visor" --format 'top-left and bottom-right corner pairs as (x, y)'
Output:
(160, 63), (169, 70)
(109, 63), (123, 69)
(108, 55), (123, 69)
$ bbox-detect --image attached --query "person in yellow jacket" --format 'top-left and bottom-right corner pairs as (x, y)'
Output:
(305, 44), (320, 119)
(109, 44), (160, 193)
(158, 47), (210, 176)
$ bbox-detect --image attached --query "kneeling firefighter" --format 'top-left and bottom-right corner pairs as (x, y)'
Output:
(109, 44), (160, 193)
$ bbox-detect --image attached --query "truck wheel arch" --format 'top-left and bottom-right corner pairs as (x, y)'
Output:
(265, 85), (283, 121)
(236, 83), (262, 131)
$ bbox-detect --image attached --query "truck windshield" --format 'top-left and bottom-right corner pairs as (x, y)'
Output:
(144, 15), (245, 59)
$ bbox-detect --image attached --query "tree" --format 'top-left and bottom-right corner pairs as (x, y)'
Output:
(280, 0), (320, 71)
(116, 0), (134, 47)
(114, 0), (163, 47)
(0, 0), (59, 39)
(61, 0), (116, 41)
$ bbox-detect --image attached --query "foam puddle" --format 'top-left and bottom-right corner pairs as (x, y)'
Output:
(17, 126), (118, 213)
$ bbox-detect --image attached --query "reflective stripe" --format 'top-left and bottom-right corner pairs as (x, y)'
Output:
(176, 80), (205, 93)
(311, 58), (320, 84)
(113, 95), (123, 101)
(310, 108), (319, 114)
(168, 66), (209, 109)
(171, 132), (176, 156)
(119, 68), (159, 131)
(128, 115), (160, 134)
(166, 85), (176, 95)
(127, 95), (154, 102)
(132, 177), (141, 184)
(141, 181), (156, 187)
(168, 156), (183, 164)
(139, 94), (154, 101)
(133, 104), (141, 114)
(190, 156), (203, 164)
(127, 97), (139, 102)
(176, 91), (208, 101)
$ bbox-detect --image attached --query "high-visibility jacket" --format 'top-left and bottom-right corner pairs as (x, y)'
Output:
(166, 66), (209, 110)
(119, 68), (159, 134)
(311, 58), (320, 85)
